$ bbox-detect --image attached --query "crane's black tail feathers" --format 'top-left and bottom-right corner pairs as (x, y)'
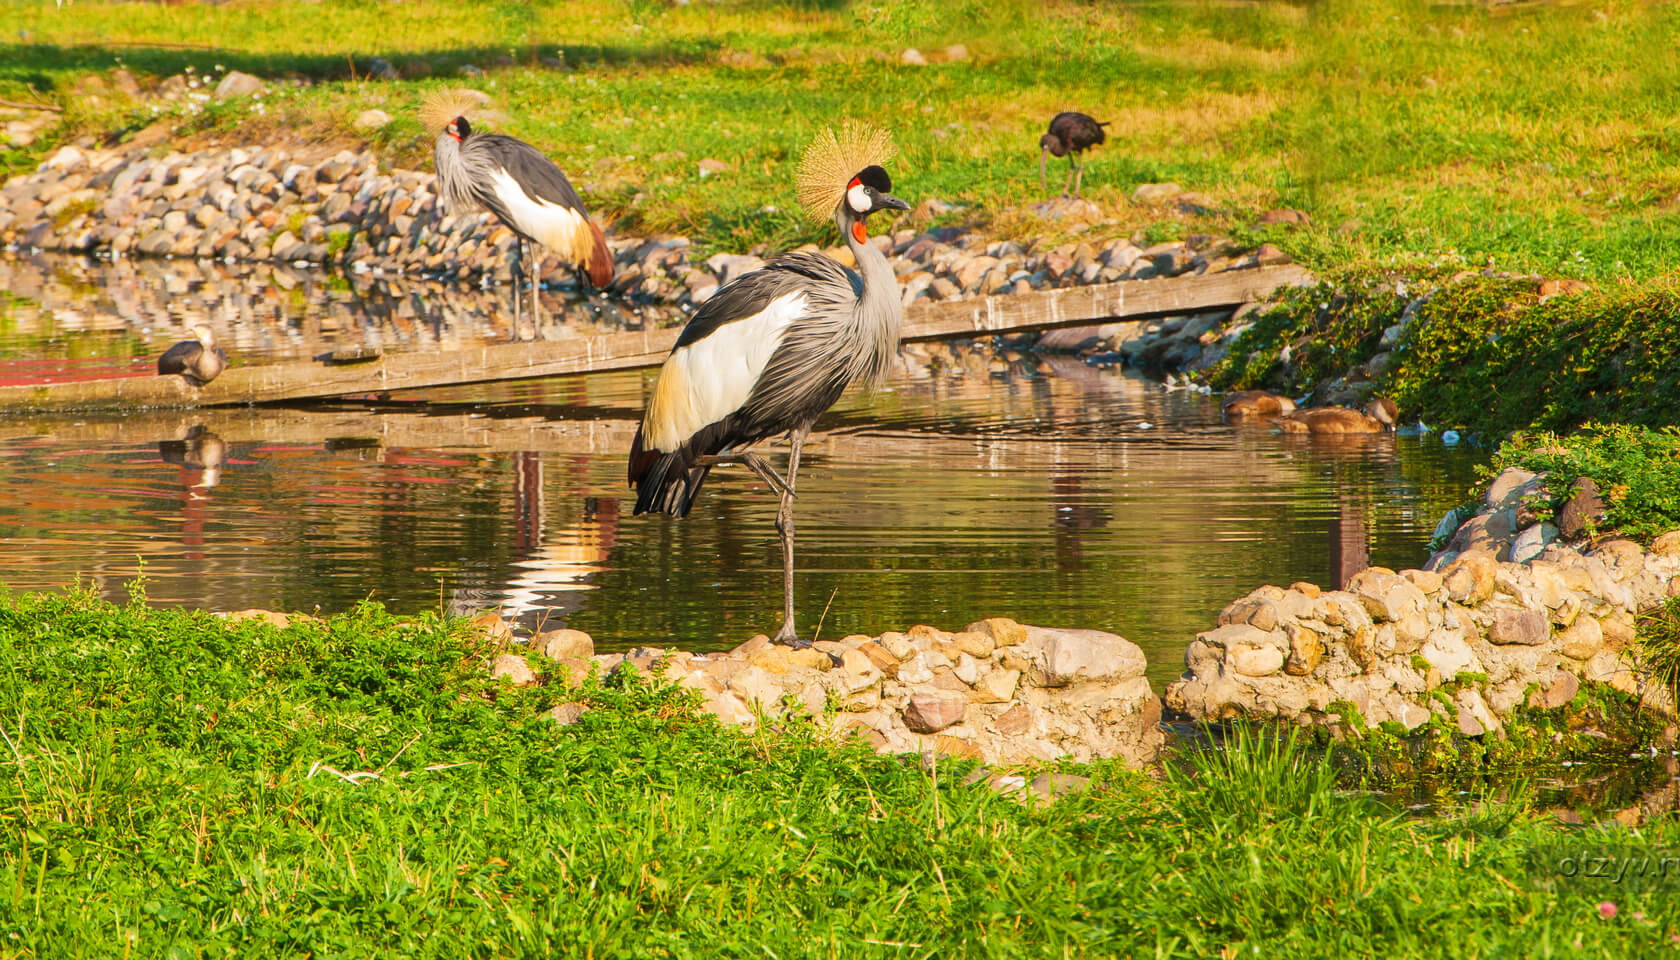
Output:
(629, 423), (727, 517)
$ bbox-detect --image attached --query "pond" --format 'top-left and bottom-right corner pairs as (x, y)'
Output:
(0, 253), (1487, 692)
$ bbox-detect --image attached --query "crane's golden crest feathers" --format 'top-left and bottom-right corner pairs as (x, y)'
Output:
(419, 88), (488, 132)
(796, 122), (895, 222)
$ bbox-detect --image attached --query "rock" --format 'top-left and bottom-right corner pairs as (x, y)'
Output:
(1025, 627), (1147, 686)
(1284, 623), (1324, 676)
(1489, 608), (1549, 646)
(353, 109), (393, 130)
(903, 693), (966, 733)
(491, 654), (537, 686)
(943, 44), (970, 62)
(900, 48), (928, 66)
(227, 609), (290, 629)
(697, 158), (730, 178)
(1254, 243), (1290, 265)
(214, 71), (266, 101)
(1029, 773), (1090, 802)
(1529, 670), (1580, 710)
(468, 612), (513, 641)
(965, 617), (1026, 648)
(545, 702), (589, 725)
(1256, 208), (1310, 227)
(365, 58), (400, 81)
(1556, 478), (1607, 539)
(1486, 467), (1539, 513)
(1229, 643), (1285, 677)
(535, 628), (594, 660)
(1510, 522), (1559, 564)
(972, 668), (1019, 703)
(1651, 530), (1680, 555)
(1557, 616), (1604, 660)
(1130, 182), (1182, 205)
(1442, 551), (1498, 605)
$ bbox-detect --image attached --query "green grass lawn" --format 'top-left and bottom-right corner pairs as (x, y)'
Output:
(1, 585), (1676, 957)
(3, 0), (1679, 275)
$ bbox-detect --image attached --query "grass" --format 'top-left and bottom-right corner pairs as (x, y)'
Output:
(0, 584), (1678, 956)
(1, 0), (1678, 272)
(1492, 424), (1680, 545)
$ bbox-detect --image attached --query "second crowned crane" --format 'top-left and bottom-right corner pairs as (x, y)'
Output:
(628, 123), (909, 648)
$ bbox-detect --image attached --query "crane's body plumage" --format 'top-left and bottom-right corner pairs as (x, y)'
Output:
(423, 94), (612, 333)
(628, 136), (906, 646)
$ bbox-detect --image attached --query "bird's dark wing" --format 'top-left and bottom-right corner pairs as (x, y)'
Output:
(157, 341), (202, 376)
(464, 134), (590, 214)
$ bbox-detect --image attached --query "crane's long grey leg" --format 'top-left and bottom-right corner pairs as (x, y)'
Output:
(529, 245), (544, 334)
(772, 424), (811, 647)
(511, 238), (524, 341)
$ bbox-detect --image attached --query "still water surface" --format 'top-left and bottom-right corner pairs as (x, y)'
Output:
(0, 255), (1487, 689)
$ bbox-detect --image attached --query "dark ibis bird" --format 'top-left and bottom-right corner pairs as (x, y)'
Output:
(1039, 111), (1109, 199)
(628, 123), (908, 648)
(156, 324), (227, 386)
(421, 89), (613, 332)
(1274, 399), (1398, 434)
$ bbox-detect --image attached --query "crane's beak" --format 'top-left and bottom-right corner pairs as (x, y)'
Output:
(1039, 146), (1049, 192)
(873, 193), (910, 214)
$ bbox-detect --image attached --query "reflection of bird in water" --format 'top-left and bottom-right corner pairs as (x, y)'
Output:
(422, 89), (614, 334)
(1221, 389), (1295, 419)
(157, 324), (228, 386)
(158, 425), (228, 493)
(1274, 399), (1396, 434)
(629, 123), (908, 648)
(1039, 111), (1108, 198)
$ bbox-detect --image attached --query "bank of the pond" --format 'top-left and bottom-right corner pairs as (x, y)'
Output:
(4, 586), (1680, 957)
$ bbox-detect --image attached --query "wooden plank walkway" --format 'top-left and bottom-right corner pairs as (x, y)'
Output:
(0, 264), (1310, 413)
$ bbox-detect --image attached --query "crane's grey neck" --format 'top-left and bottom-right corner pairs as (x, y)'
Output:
(433, 133), (481, 215)
(835, 202), (902, 388)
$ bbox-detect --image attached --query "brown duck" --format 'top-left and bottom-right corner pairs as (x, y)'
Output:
(157, 324), (228, 387)
(1273, 398), (1397, 434)
(1221, 390), (1296, 418)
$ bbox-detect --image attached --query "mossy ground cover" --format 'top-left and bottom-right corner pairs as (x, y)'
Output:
(2, 0), (1678, 272)
(1, 586), (1678, 957)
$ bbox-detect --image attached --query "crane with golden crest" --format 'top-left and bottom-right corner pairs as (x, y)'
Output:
(628, 122), (909, 648)
(420, 89), (613, 331)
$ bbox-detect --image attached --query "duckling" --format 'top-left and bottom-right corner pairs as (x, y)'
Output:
(1274, 398), (1397, 434)
(1221, 390), (1297, 418)
(157, 324), (228, 387)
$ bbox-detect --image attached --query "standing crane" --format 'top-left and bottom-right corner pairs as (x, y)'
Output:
(156, 324), (228, 386)
(628, 123), (908, 648)
(420, 89), (613, 333)
(1039, 111), (1109, 199)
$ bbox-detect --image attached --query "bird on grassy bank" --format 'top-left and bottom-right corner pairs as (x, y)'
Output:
(1039, 111), (1108, 199)
(421, 89), (613, 333)
(1221, 389), (1296, 419)
(157, 324), (228, 387)
(628, 122), (909, 648)
(1273, 398), (1397, 435)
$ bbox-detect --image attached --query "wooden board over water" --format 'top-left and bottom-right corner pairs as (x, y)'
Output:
(0, 264), (1310, 413)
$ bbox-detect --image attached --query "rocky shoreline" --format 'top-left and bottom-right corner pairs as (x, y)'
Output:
(1, 138), (1286, 317)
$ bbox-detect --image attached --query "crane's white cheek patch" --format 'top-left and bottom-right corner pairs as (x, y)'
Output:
(847, 183), (871, 214)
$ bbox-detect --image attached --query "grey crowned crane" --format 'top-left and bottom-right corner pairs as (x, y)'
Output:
(421, 90), (613, 332)
(628, 123), (908, 648)
(157, 324), (228, 386)
(1039, 111), (1109, 199)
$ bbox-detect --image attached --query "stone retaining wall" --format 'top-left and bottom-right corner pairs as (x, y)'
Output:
(489, 617), (1165, 768)
(1166, 467), (1680, 734)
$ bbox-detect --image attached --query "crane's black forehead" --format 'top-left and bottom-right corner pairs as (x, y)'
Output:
(853, 165), (892, 193)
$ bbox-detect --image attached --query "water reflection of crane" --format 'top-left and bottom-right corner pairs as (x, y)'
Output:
(497, 451), (621, 632)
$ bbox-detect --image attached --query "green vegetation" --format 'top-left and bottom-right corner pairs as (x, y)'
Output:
(2, 585), (1677, 956)
(1494, 425), (1680, 544)
(3, 0), (1679, 270)
(1635, 598), (1680, 717)
(1209, 271), (1680, 439)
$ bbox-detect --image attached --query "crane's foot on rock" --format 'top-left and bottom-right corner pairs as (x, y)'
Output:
(774, 620), (809, 649)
